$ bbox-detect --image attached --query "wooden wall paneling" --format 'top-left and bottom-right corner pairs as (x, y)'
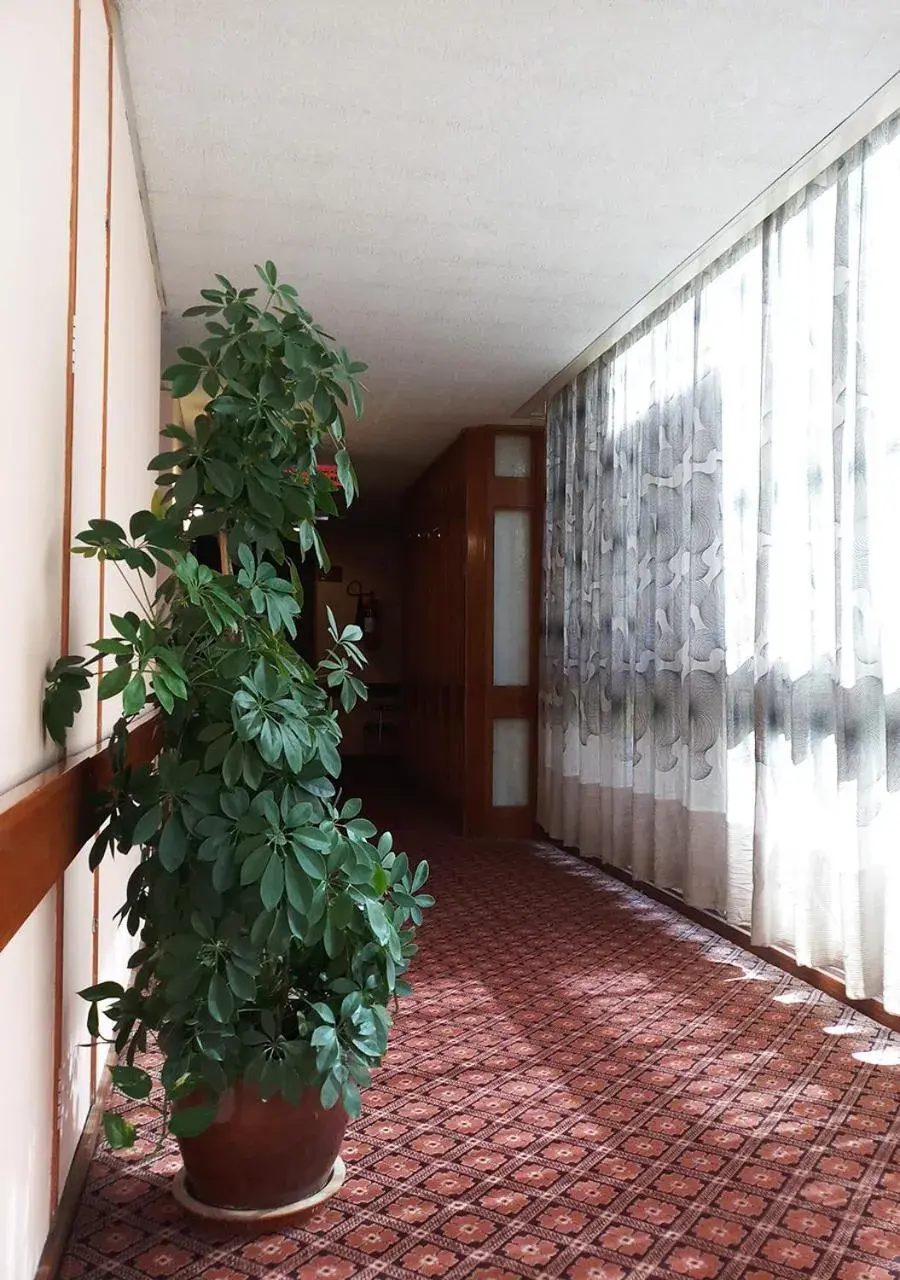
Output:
(401, 434), (467, 819)
(529, 431), (546, 832)
(402, 426), (544, 837)
(0, 715), (160, 958)
(465, 426), (544, 838)
(462, 429), (491, 835)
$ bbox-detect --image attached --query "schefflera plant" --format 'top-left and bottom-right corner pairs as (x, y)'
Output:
(43, 262), (433, 1150)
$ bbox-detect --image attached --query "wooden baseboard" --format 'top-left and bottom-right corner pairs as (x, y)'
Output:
(34, 1053), (114, 1280)
(546, 834), (900, 1036)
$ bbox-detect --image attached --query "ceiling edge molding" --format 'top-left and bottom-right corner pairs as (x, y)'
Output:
(515, 66), (900, 418)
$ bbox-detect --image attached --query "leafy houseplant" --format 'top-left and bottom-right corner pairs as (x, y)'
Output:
(44, 263), (433, 1207)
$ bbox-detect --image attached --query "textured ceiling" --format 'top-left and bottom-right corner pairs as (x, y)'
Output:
(119, 0), (900, 500)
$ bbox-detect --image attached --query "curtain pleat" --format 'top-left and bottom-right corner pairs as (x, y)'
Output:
(539, 114), (900, 1011)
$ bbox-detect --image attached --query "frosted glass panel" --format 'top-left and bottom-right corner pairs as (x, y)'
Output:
(493, 719), (529, 807)
(494, 434), (531, 477)
(493, 510), (530, 685)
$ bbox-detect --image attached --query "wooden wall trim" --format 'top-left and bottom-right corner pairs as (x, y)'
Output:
(91, 4), (115, 1097)
(555, 837), (900, 1036)
(50, 0), (83, 1209)
(0, 714), (158, 957)
(463, 428), (491, 835)
(468, 426), (544, 838)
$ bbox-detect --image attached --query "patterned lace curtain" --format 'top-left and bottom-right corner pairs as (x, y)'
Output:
(539, 114), (900, 1011)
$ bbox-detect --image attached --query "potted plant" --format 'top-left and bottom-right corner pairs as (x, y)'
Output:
(43, 262), (434, 1220)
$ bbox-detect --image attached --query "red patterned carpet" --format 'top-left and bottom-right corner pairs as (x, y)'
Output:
(60, 798), (900, 1280)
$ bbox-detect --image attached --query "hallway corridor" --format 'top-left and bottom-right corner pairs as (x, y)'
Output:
(59, 801), (900, 1280)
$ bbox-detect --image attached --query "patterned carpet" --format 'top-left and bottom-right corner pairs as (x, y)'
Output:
(59, 804), (900, 1280)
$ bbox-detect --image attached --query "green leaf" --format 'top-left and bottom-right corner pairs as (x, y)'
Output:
(220, 787), (249, 819)
(341, 1077), (362, 1118)
(170, 465), (200, 513)
(166, 365), (201, 399)
(313, 384), (335, 425)
(242, 748), (264, 790)
(225, 960), (256, 1001)
(292, 843), (326, 879)
(110, 613), (140, 642)
(98, 663), (131, 700)
(79, 980), (124, 1002)
(204, 734), (232, 770)
(110, 1065), (152, 1100)
(237, 543), (255, 575)
(258, 719), (281, 765)
(154, 666), (187, 703)
(335, 448), (356, 504)
(323, 913), (342, 958)
(365, 900), (390, 944)
(208, 972), (234, 1023)
(246, 474), (281, 521)
(151, 672), (175, 714)
(88, 518), (127, 541)
(90, 637), (132, 656)
(204, 457), (239, 497)
(284, 859), (312, 912)
(199, 722), (230, 743)
(222, 741), (243, 787)
(158, 815), (188, 872)
(177, 346), (206, 366)
(103, 1112), (136, 1150)
(347, 818), (377, 841)
(88, 828), (110, 872)
(260, 853), (285, 911)
(319, 737), (341, 778)
(122, 674), (146, 716)
(132, 803), (162, 845)
(169, 1102), (218, 1138)
(320, 1073), (341, 1110)
(240, 845), (269, 885)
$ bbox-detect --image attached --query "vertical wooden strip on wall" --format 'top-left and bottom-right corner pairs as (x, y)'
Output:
(463, 429), (492, 836)
(403, 426), (544, 838)
(479, 428), (542, 838)
(90, 3), (114, 1098)
(50, 0), (82, 1211)
(402, 436), (468, 819)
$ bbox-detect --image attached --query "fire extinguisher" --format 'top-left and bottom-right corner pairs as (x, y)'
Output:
(347, 582), (380, 651)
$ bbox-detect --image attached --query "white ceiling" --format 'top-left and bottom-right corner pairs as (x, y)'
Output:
(119, 0), (900, 501)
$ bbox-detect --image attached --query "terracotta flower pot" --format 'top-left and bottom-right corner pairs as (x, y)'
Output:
(176, 1081), (348, 1211)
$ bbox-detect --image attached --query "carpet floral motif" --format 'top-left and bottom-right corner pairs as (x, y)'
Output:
(60, 826), (900, 1278)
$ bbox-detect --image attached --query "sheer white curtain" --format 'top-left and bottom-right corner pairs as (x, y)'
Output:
(540, 114), (900, 1011)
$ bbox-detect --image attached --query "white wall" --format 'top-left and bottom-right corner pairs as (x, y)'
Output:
(0, 4), (75, 1275)
(0, 3), (162, 1276)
